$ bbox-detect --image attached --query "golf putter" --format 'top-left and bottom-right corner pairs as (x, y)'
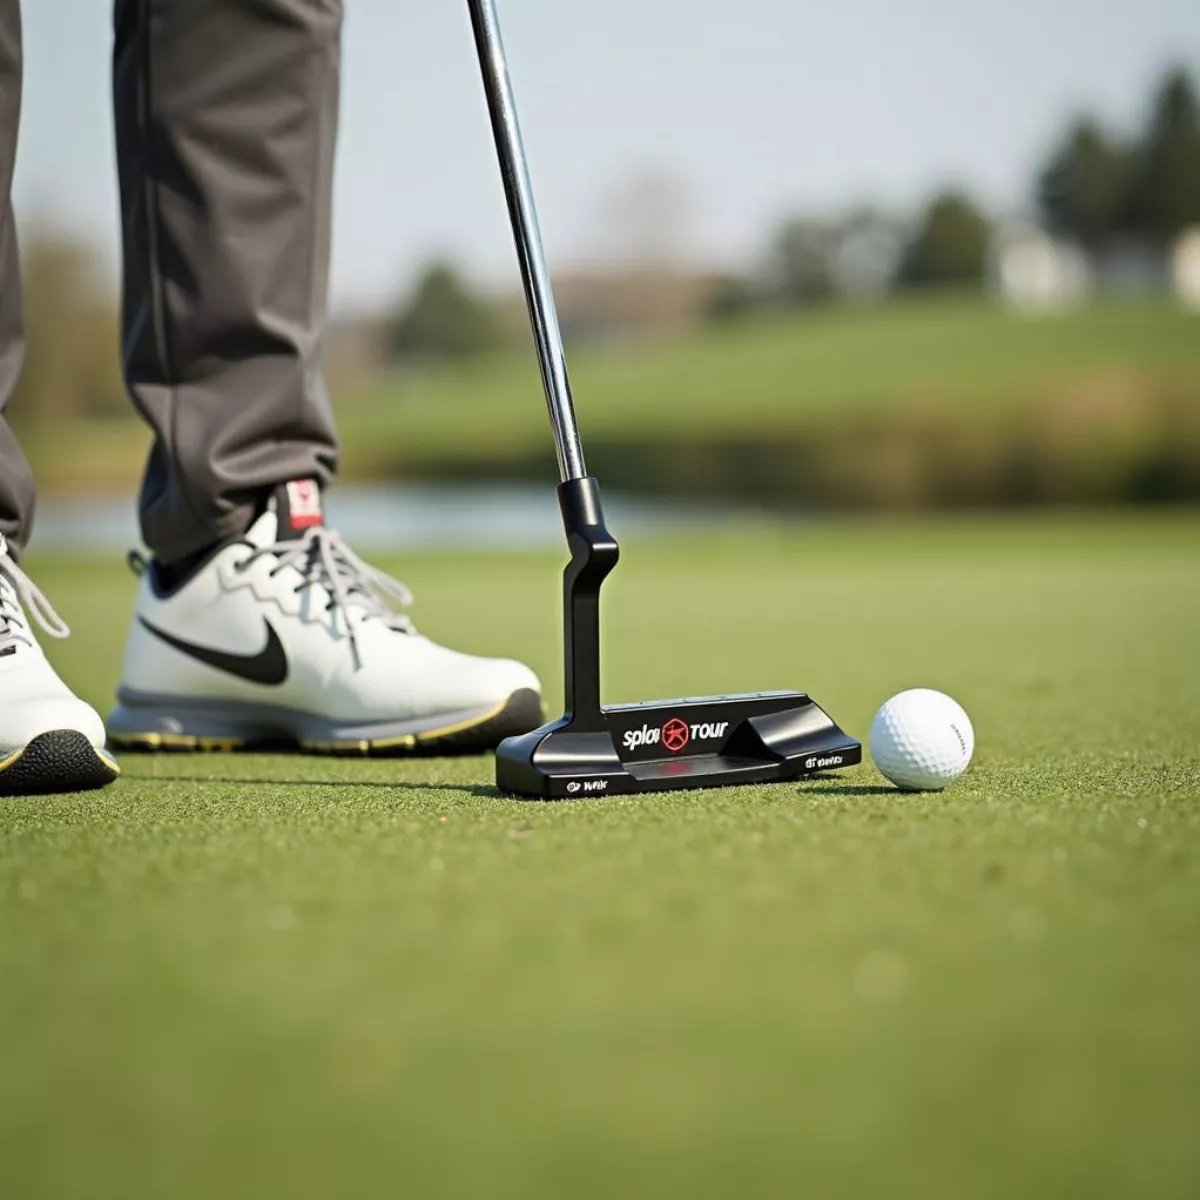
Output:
(469, 0), (862, 798)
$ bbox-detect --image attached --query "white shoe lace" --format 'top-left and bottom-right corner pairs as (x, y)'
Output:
(0, 534), (72, 650)
(236, 527), (415, 659)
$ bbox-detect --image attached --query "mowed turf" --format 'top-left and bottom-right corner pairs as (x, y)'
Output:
(344, 298), (1200, 450)
(22, 298), (1200, 496)
(2, 515), (1199, 1200)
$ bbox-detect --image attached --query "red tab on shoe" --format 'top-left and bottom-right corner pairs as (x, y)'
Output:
(274, 479), (324, 540)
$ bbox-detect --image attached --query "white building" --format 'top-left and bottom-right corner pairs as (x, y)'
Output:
(992, 220), (1200, 311)
(1172, 227), (1200, 309)
(992, 222), (1090, 311)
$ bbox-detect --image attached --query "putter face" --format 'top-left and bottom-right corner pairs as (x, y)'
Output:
(496, 691), (862, 799)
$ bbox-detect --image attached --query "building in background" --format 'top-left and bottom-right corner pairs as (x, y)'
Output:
(1173, 227), (1200, 309)
(994, 222), (1200, 311)
(992, 221), (1091, 311)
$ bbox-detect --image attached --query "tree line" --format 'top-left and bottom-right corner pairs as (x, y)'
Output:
(389, 66), (1200, 359)
(1039, 69), (1200, 252)
(5, 66), (1198, 432)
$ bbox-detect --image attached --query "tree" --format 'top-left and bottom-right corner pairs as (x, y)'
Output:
(1036, 118), (1132, 251)
(768, 217), (836, 305)
(762, 209), (905, 306)
(601, 169), (692, 269)
(1125, 68), (1200, 243)
(388, 261), (497, 362)
(898, 190), (992, 288)
(704, 273), (758, 323)
(597, 170), (697, 335)
(828, 208), (906, 298)
(9, 231), (124, 432)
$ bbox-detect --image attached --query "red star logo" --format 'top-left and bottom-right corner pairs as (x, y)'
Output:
(661, 718), (690, 753)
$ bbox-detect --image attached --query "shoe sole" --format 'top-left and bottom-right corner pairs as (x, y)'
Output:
(107, 688), (544, 757)
(0, 730), (121, 797)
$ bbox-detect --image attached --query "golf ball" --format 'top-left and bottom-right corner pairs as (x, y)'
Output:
(869, 689), (974, 791)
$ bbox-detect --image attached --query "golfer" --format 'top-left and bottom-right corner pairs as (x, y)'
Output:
(0, 0), (543, 796)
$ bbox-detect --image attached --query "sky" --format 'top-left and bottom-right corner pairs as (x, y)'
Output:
(14, 0), (1200, 313)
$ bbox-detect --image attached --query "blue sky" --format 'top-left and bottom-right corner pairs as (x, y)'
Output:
(14, 0), (1200, 312)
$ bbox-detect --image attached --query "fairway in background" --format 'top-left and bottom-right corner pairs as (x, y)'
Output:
(24, 298), (1200, 507)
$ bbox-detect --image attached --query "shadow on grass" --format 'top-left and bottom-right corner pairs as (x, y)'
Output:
(116, 770), (503, 799)
(115, 766), (895, 801)
(798, 783), (898, 797)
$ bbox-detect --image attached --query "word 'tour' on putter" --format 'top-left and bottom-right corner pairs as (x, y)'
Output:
(468, 0), (862, 798)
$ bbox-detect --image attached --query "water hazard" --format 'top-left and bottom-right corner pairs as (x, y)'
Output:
(30, 483), (749, 554)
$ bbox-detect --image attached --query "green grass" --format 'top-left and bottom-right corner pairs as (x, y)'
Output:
(24, 297), (1200, 497)
(338, 297), (1200, 464)
(3, 514), (1199, 1199)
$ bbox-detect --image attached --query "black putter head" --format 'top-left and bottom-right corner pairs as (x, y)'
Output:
(496, 478), (861, 799)
(497, 690), (861, 799)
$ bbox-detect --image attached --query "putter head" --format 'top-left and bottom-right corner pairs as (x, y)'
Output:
(496, 691), (862, 799)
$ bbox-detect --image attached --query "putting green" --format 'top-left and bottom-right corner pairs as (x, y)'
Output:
(2, 514), (1198, 1199)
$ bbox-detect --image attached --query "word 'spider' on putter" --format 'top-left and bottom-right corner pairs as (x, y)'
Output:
(468, 0), (862, 798)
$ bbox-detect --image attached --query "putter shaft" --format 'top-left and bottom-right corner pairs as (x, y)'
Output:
(467, 0), (587, 484)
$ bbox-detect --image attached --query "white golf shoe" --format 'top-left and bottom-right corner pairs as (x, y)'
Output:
(0, 536), (120, 796)
(107, 481), (544, 755)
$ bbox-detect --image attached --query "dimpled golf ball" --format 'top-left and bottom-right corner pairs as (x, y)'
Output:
(869, 689), (974, 792)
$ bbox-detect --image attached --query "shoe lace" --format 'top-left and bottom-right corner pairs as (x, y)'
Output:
(238, 527), (414, 657)
(0, 534), (72, 649)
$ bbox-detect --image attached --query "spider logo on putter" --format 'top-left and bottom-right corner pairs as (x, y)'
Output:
(661, 718), (690, 753)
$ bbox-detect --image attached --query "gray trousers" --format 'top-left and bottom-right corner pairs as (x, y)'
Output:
(0, 0), (342, 562)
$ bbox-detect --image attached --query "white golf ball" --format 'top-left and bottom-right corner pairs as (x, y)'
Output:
(869, 689), (974, 792)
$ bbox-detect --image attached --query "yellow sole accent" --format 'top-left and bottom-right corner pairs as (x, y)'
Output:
(116, 695), (519, 757)
(0, 745), (25, 773)
(368, 734), (421, 751)
(300, 738), (374, 756)
(110, 732), (243, 753)
(300, 700), (510, 755)
(299, 735), (421, 756)
(415, 699), (509, 743)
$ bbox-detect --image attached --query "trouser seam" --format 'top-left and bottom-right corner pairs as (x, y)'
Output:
(135, 0), (207, 550)
(300, 13), (336, 447)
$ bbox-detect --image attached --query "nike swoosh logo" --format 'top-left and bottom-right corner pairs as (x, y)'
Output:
(138, 617), (289, 686)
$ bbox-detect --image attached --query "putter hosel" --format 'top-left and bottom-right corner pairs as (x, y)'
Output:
(558, 477), (618, 730)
